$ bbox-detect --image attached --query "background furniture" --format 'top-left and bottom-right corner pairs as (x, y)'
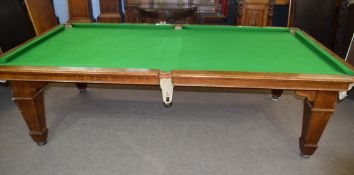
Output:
(201, 13), (227, 24)
(24, 0), (58, 35)
(236, 0), (275, 26)
(125, 0), (144, 23)
(272, 0), (290, 26)
(68, 0), (94, 22)
(97, 0), (122, 23)
(334, 0), (354, 57)
(136, 3), (197, 24)
(289, 0), (354, 58)
(197, 0), (227, 24)
(290, 0), (337, 48)
(0, 0), (35, 52)
(125, 0), (227, 24)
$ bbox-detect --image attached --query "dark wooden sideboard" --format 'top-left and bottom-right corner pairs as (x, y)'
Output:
(135, 3), (197, 24)
(125, 0), (226, 24)
(124, 0), (289, 25)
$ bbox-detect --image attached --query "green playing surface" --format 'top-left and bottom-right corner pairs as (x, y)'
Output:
(0, 23), (353, 76)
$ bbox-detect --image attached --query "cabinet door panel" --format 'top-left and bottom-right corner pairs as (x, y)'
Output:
(97, 0), (121, 23)
(237, 0), (274, 26)
(68, 0), (94, 22)
(243, 5), (267, 26)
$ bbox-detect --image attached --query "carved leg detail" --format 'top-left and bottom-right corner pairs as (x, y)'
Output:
(271, 89), (283, 100)
(11, 81), (48, 145)
(297, 91), (337, 157)
(76, 83), (88, 92)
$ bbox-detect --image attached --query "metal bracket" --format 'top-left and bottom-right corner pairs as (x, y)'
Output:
(160, 73), (174, 107)
(339, 83), (354, 100)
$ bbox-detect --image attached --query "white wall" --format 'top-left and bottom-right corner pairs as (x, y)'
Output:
(53, 0), (101, 23)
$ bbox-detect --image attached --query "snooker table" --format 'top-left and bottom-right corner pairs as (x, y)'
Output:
(0, 23), (353, 157)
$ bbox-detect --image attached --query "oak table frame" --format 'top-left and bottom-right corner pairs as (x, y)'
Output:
(0, 24), (353, 158)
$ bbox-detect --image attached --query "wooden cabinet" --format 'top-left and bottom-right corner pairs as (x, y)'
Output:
(236, 0), (275, 26)
(97, 0), (121, 23)
(68, 0), (94, 22)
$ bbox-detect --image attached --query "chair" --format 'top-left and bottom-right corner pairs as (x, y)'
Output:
(24, 0), (58, 35)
